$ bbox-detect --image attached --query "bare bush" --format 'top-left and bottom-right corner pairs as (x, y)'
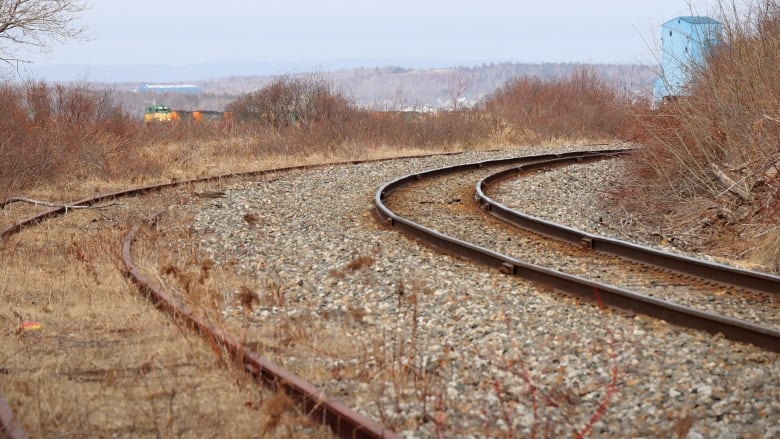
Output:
(226, 75), (353, 128)
(226, 75), (497, 153)
(621, 0), (780, 268)
(0, 81), (145, 200)
(481, 66), (637, 143)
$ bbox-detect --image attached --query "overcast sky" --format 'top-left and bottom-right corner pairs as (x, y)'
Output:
(22, 0), (728, 78)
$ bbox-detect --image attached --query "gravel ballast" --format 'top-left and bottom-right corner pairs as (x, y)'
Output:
(173, 146), (778, 438)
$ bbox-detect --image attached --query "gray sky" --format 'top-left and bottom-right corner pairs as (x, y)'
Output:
(23, 0), (726, 77)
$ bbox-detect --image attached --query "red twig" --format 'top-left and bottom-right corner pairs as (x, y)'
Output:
(433, 390), (446, 439)
(492, 379), (514, 439)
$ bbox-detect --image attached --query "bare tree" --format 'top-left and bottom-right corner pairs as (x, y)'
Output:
(0, 0), (87, 68)
(447, 70), (475, 110)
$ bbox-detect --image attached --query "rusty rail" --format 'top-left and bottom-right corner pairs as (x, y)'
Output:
(1, 150), (475, 242)
(122, 225), (397, 439)
(476, 164), (780, 295)
(374, 151), (780, 352)
(2, 155), (449, 439)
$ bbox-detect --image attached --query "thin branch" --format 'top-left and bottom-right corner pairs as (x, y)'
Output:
(1, 196), (122, 210)
(764, 114), (780, 124)
(709, 163), (754, 202)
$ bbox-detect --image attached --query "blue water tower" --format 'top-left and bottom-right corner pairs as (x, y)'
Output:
(654, 16), (722, 102)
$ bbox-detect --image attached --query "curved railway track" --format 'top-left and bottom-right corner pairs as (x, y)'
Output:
(374, 150), (780, 352)
(2, 147), (778, 437)
(1, 159), (418, 439)
(477, 165), (780, 295)
(121, 225), (394, 439)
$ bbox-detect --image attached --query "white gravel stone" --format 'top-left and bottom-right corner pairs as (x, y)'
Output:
(170, 145), (779, 438)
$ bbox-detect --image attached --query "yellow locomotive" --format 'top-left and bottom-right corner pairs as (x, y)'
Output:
(143, 104), (178, 123)
(144, 104), (230, 124)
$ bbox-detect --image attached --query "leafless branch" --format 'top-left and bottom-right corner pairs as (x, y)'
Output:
(1, 196), (122, 210)
(0, 0), (87, 65)
(447, 70), (475, 110)
(709, 163), (754, 202)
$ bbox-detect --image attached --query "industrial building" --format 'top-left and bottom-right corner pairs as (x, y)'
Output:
(654, 16), (722, 102)
(135, 84), (202, 94)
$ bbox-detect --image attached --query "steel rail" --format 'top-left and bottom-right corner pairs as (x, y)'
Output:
(476, 164), (780, 295)
(122, 225), (397, 439)
(1, 150), (476, 242)
(374, 151), (780, 353)
(2, 155), (455, 439)
(0, 167), (302, 241)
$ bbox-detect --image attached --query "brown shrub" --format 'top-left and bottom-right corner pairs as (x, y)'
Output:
(226, 75), (354, 128)
(618, 0), (779, 268)
(226, 75), (495, 152)
(481, 66), (637, 143)
(0, 81), (153, 200)
(625, 2), (779, 207)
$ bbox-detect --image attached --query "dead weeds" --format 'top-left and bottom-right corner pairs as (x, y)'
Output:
(0, 183), (325, 437)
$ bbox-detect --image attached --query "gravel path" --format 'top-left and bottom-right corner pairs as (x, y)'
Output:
(175, 146), (778, 438)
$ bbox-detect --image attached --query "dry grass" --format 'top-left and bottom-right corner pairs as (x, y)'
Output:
(0, 195), (330, 437)
(617, 0), (780, 272)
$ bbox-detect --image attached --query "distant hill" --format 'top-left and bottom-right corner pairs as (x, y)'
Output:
(101, 62), (659, 115)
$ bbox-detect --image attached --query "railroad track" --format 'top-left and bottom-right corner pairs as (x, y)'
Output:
(374, 150), (780, 353)
(0, 159), (417, 439)
(3, 147), (778, 437)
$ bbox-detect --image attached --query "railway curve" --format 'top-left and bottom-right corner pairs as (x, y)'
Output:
(121, 223), (398, 439)
(374, 150), (780, 352)
(4, 146), (771, 434)
(476, 165), (780, 295)
(2, 155), (447, 439)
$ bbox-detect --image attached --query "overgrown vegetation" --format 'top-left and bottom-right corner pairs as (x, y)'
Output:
(225, 75), (497, 152)
(480, 67), (639, 143)
(0, 82), (139, 198)
(622, 0), (780, 270)
(0, 67), (632, 203)
(0, 188), (328, 438)
(3, 6), (777, 268)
